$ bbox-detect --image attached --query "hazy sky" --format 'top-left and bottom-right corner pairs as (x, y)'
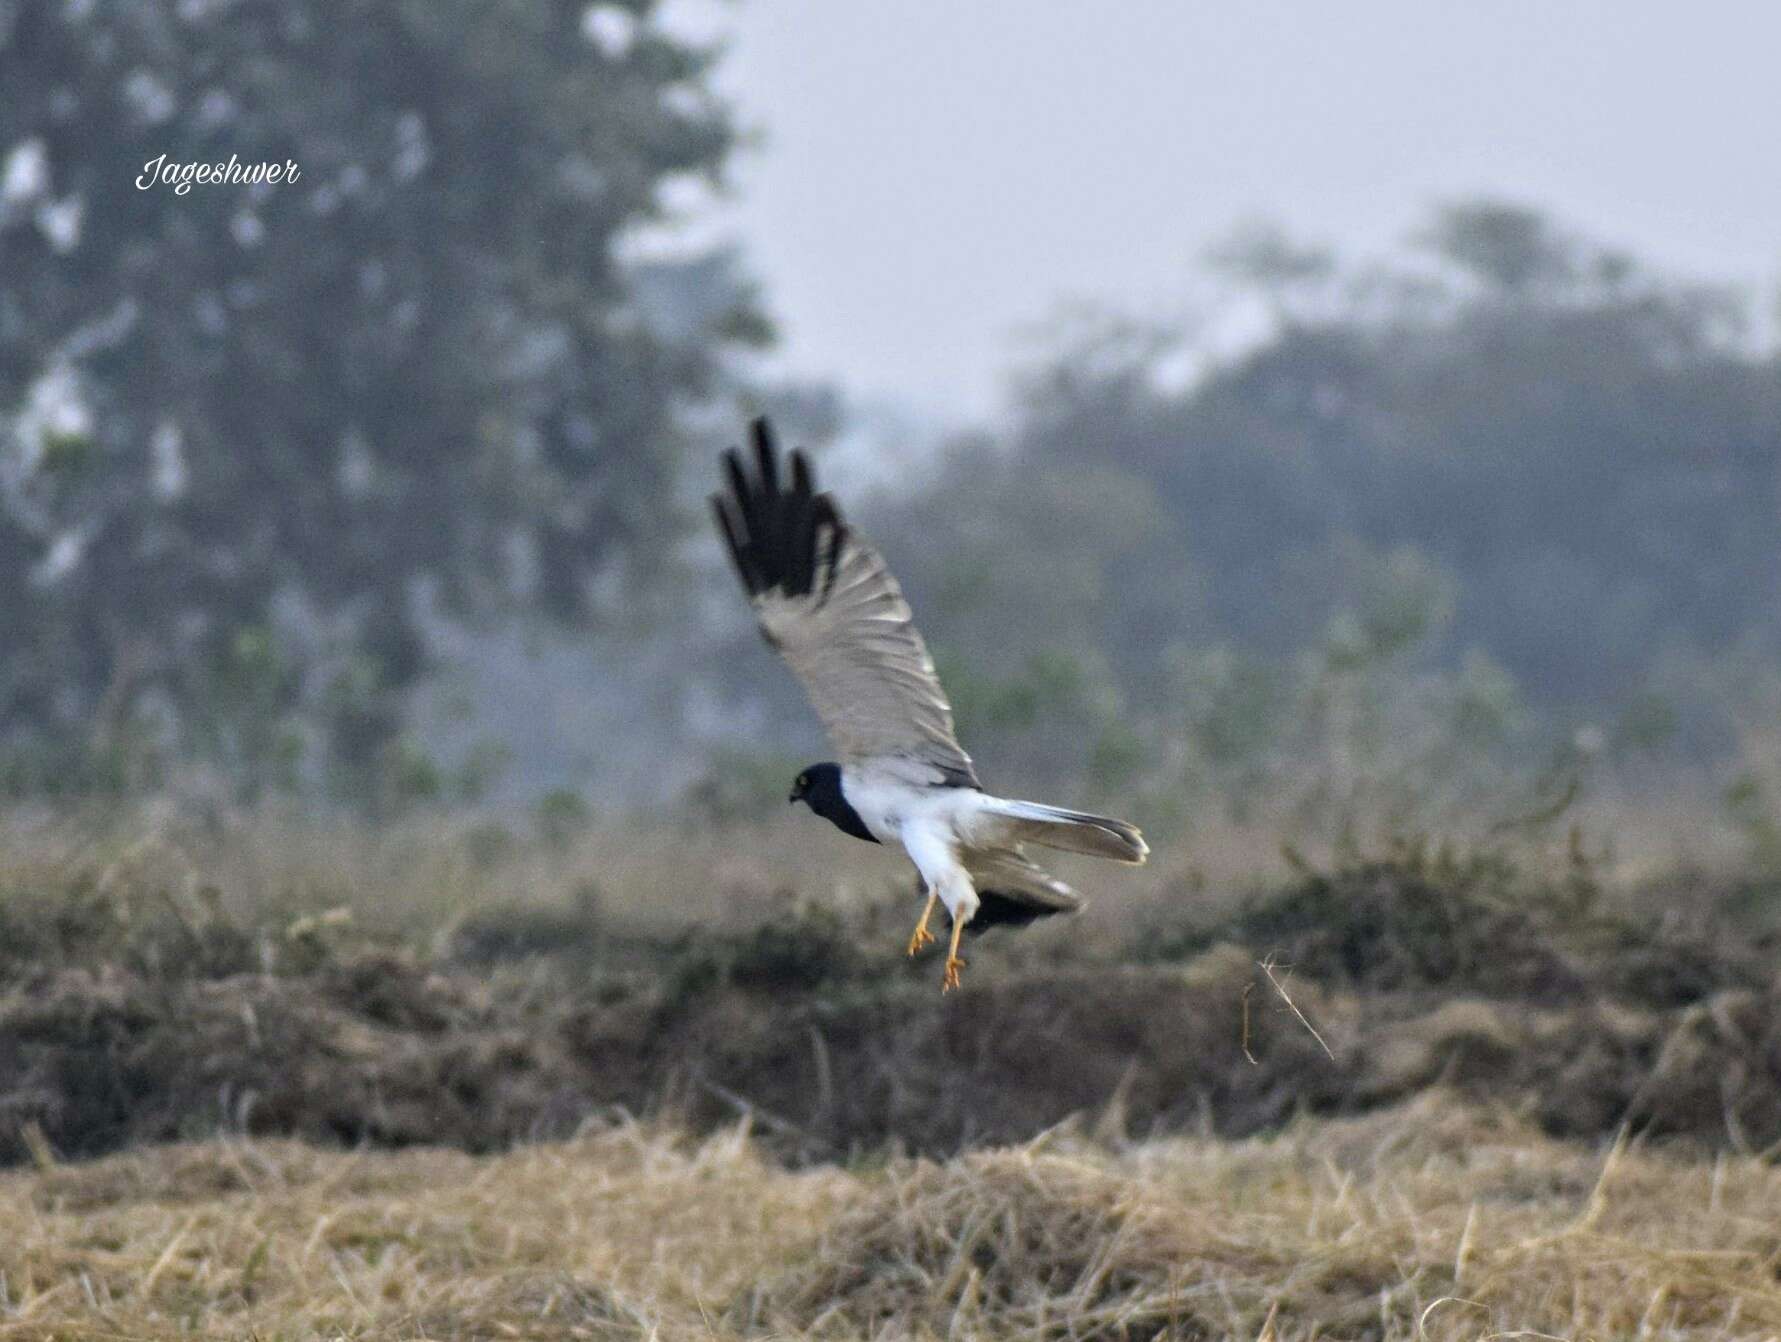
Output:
(661, 2), (1781, 423)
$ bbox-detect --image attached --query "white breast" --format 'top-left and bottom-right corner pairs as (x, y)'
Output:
(840, 765), (998, 918)
(839, 764), (1067, 933)
(839, 768), (920, 845)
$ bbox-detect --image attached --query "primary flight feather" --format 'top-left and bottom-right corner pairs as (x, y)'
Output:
(712, 418), (1147, 991)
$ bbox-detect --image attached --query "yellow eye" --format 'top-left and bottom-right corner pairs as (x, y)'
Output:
(798, 775), (809, 788)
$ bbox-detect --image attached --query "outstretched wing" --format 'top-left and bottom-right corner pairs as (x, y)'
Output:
(711, 419), (978, 787)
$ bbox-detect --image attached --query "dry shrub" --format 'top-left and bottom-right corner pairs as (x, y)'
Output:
(1188, 858), (1586, 999)
(735, 1146), (1278, 1338)
(1149, 856), (1772, 1008)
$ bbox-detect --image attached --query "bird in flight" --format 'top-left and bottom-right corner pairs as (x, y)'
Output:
(712, 419), (1148, 992)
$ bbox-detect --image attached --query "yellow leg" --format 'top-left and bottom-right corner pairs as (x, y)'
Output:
(941, 911), (969, 992)
(905, 889), (938, 956)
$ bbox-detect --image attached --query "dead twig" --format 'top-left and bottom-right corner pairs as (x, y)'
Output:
(1258, 955), (1335, 1061)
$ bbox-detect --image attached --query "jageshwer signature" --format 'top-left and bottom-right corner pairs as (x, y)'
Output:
(136, 154), (301, 196)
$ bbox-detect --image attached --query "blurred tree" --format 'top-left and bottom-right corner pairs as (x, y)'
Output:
(819, 202), (1781, 820)
(1205, 219), (1337, 321)
(1417, 199), (1582, 296)
(1004, 202), (1781, 711)
(0, 0), (763, 800)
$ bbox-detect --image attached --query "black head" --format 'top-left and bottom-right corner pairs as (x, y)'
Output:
(789, 761), (842, 808)
(789, 762), (878, 845)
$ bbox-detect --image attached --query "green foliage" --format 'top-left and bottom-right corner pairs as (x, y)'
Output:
(1418, 199), (1585, 295)
(934, 647), (1138, 789)
(535, 787), (594, 852)
(1174, 646), (1286, 770)
(462, 821), (518, 871)
(1205, 220), (1336, 297)
(942, 649), (1087, 736)
(450, 738), (514, 806)
(1449, 651), (1526, 751)
(0, 0), (759, 798)
(0, 864), (362, 983)
(1612, 694), (1679, 755)
(1087, 719), (1145, 791)
(682, 748), (804, 826)
(1724, 774), (1781, 873)
(381, 736), (445, 807)
(1352, 546), (1456, 662)
(191, 626), (306, 799)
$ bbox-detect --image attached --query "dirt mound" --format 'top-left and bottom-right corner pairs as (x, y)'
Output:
(0, 953), (617, 1160)
(656, 954), (1346, 1161)
(9, 943), (1781, 1170)
(4, 860), (1781, 1168)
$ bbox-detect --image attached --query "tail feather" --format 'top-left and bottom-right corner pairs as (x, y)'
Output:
(981, 798), (1149, 864)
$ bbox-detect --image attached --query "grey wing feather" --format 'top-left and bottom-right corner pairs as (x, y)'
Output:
(711, 419), (978, 787)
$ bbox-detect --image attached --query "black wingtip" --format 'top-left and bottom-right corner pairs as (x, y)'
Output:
(721, 447), (749, 506)
(713, 417), (846, 603)
(710, 491), (759, 596)
(750, 418), (778, 493)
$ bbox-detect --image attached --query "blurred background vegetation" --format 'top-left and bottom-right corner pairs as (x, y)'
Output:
(2, 0), (1778, 886)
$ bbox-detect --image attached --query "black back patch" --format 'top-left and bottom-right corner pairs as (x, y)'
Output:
(966, 889), (1074, 935)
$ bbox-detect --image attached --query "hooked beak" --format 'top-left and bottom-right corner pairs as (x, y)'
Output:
(788, 790), (799, 804)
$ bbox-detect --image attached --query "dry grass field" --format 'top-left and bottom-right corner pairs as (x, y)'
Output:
(4, 1093), (1781, 1340)
(4, 808), (1781, 1339)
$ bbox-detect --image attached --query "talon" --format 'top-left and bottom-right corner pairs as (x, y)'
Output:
(940, 902), (971, 992)
(941, 954), (966, 992)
